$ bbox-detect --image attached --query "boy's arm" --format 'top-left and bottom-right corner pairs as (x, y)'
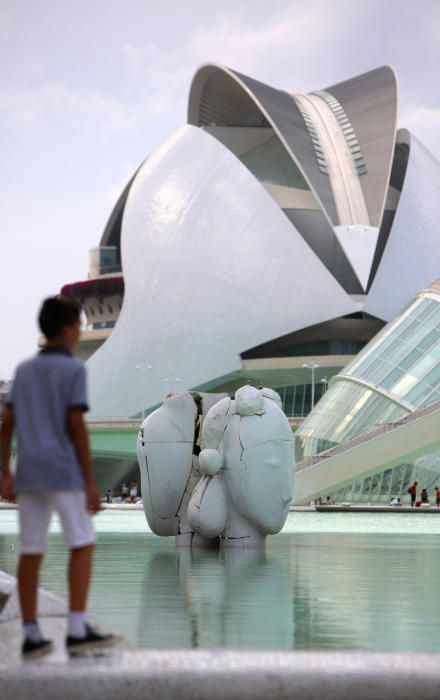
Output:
(67, 409), (102, 514)
(0, 406), (15, 501)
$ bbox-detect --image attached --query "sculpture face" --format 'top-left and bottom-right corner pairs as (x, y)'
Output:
(220, 393), (294, 536)
(230, 440), (294, 534)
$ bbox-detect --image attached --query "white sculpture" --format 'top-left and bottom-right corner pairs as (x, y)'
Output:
(137, 385), (295, 547)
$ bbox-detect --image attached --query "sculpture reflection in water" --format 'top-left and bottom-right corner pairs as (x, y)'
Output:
(138, 547), (293, 649)
(136, 385), (295, 547)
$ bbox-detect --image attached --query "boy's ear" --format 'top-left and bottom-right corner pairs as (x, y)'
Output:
(63, 320), (81, 335)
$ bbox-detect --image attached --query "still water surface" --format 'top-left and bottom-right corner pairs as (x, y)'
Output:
(1, 510), (440, 652)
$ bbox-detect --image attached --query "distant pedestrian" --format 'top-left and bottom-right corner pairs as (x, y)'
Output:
(129, 480), (139, 503)
(408, 481), (418, 508)
(420, 488), (429, 504)
(105, 488), (112, 504)
(435, 486), (440, 508)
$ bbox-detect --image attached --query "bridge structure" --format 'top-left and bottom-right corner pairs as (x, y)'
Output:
(85, 420), (140, 491)
(294, 400), (440, 504)
(88, 420), (139, 460)
(87, 403), (440, 504)
(87, 417), (303, 460)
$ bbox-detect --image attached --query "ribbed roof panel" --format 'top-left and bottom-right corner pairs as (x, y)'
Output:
(197, 72), (269, 127)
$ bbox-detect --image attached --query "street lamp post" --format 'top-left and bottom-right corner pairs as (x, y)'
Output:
(135, 363), (152, 420)
(164, 376), (182, 394)
(302, 363), (320, 412)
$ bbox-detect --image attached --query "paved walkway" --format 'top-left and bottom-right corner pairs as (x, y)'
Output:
(2, 642), (440, 700)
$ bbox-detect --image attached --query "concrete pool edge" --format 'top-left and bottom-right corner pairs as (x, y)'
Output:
(2, 648), (440, 699)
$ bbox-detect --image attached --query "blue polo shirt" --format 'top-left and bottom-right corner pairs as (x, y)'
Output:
(7, 347), (89, 493)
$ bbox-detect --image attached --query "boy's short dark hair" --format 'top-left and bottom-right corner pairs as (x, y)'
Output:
(38, 296), (81, 339)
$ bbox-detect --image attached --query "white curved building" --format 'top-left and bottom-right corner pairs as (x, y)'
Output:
(61, 64), (440, 420)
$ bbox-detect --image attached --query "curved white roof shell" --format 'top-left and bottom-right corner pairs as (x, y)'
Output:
(188, 64), (398, 228)
(365, 133), (440, 320)
(86, 64), (440, 420)
(87, 125), (357, 419)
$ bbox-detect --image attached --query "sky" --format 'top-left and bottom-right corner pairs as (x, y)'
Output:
(1, 0), (440, 378)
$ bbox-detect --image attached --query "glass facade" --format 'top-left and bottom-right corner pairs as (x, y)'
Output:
(346, 296), (440, 407)
(267, 339), (367, 357)
(326, 452), (440, 505)
(273, 382), (327, 418)
(295, 287), (440, 501)
(296, 382), (407, 456)
(240, 135), (310, 190)
(88, 246), (121, 277)
(92, 320), (116, 330)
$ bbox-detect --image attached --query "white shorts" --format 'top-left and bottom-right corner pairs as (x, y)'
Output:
(18, 490), (96, 554)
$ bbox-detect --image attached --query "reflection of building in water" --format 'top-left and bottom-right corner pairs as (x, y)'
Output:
(286, 532), (440, 651)
(138, 551), (193, 649)
(139, 548), (293, 650)
(296, 281), (440, 503)
(3, 527), (436, 652)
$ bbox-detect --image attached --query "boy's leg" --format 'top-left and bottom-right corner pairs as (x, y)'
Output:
(18, 492), (52, 621)
(54, 491), (95, 638)
(55, 490), (122, 651)
(18, 554), (43, 622)
(17, 492), (54, 657)
(69, 543), (94, 612)
(67, 543), (94, 639)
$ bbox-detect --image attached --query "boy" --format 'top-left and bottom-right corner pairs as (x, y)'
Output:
(0, 296), (120, 658)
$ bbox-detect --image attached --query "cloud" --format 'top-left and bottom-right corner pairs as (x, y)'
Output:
(111, 2), (352, 130)
(0, 87), (44, 124)
(113, 1), (358, 132)
(0, 82), (137, 133)
(0, 1), (393, 140)
(0, 41), (192, 135)
(141, 44), (191, 119)
(187, 1), (351, 86)
(121, 43), (144, 80)
(102, 166), (137, 211)
(119, 41), (192, 120)
(2, 3), (439, 167)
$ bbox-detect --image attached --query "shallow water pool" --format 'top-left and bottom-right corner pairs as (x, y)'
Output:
(1, 510), (440, 651)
